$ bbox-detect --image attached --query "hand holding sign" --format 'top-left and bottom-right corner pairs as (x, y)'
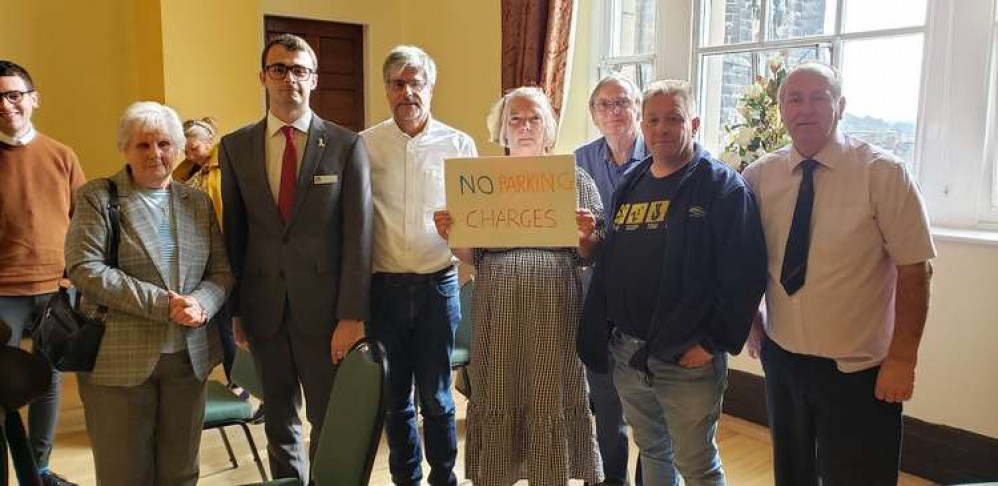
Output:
(444, 154), (579, 248)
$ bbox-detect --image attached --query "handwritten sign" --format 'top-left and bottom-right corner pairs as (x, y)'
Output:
(445, 154), (578, 248)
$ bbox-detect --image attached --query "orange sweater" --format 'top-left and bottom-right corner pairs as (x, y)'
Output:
(0, 133), (86, 295)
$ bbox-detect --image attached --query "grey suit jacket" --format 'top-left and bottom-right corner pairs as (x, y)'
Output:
(65, 168), (233, 386)
(220, 114), (372, 340)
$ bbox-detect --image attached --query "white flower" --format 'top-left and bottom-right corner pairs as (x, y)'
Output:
(745, 83), (764, 98)
(720, 151), (742, 170)
(736, 127), (756, 146)
(768, 55), (785, 74)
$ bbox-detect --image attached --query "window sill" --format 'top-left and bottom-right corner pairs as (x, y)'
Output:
(931, 227), (998, 247)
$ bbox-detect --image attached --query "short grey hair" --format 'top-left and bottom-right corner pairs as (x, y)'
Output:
(117, 101), (185, 153)
(183, 117), (219, 144)
(486, 86), (559, 152)
(588, 74), (642, 112)
(382, 45), (437, 87)
(641, 79), (697, 117)
(779, 61), (842, 102)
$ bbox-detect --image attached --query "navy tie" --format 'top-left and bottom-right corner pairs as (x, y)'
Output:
(780, 159), (819, 296)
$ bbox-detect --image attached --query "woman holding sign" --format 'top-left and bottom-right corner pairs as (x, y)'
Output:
(434, 86), (605, 485)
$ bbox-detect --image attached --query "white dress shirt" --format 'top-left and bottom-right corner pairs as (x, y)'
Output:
(265, 110), (311, 203)
(0, 125), (37, 146)
(362, 118), (478, 274)
(743, 131), (936, 372)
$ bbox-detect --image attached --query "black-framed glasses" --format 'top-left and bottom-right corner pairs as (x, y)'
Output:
(0, 90), (34, 104)
(264, 63), (316, 81)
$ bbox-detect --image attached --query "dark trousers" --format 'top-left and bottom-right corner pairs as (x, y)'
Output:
(0, 294), (61, 470)
(369, 269), (460, 486)
(761, 338), (902, 486)
(213, 301), (236, 381)
(250, 301), (337, 483)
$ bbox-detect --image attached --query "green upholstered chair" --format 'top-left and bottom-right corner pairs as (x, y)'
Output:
(203, 347), (268, 481)
(247, 338), (388, 486)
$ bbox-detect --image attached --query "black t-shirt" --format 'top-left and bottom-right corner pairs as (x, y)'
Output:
(606, 167), (684, 339)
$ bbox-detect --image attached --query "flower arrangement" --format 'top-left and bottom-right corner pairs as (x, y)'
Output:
(719, 55), (791, 172)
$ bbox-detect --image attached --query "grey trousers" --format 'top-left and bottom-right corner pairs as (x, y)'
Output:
(0, 293), (61, 470)
(79, 351), (207, 486)
(250, 316), (336, 483)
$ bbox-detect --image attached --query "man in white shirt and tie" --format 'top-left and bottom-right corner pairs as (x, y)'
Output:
(361, 45), (477, 486)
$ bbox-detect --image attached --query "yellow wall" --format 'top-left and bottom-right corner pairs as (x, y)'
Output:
(0, 0), (167, 178)
(404, 0), (503, 156)
(160, 0), (262, 134)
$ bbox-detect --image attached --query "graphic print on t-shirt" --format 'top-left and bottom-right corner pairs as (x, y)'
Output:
(615, 199), (670, 231)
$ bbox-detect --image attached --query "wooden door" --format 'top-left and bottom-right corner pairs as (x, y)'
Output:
(265, 16), (365, 132)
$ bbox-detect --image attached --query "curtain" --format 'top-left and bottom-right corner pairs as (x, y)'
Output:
(501, 0), (576, 119)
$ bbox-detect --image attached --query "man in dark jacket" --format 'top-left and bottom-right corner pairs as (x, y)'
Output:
(578, 79), (767, 486)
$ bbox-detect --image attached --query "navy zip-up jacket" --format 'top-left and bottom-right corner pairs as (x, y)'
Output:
(578, 145), (768, 374)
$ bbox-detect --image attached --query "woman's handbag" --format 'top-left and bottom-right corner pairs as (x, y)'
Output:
(32, 179), (121, 372)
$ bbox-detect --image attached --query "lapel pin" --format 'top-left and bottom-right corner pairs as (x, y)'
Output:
(318, 137), (326, 149)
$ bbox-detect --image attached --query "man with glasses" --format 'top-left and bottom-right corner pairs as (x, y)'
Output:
(574, 74), (649, 486)
(360, 44), (476, 486)
(0, 60), (85, 486)
(220, 34), (373, 483)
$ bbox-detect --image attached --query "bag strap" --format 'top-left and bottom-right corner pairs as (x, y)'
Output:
(106, 179), (121, 267)
(91, 179), (122, 322)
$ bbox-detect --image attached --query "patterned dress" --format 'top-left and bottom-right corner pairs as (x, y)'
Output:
(465, 167), (605, 485)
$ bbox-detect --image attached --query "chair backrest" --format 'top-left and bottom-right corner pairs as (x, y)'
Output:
(311, 338), (388, 486)
(230, 348), (265, 400)
(453, 279), (475, 360)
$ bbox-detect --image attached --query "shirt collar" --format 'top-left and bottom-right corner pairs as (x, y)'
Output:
(600, 132), (645, 165)
(266, 110), (313, 138)
(0, 125), (37, 146)
(789, 129), (847, 171)
(389, 116), (436, 140)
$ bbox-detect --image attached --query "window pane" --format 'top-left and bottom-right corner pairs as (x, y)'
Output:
(700, 0), (761, 47)
(613, 0), (657, 56)
(767, 0), (836, 40)
(843, 0), (927, 33)
(697, 47), (829, 157)
(839, 35), (924, 165)
(601, 62), (654, 89)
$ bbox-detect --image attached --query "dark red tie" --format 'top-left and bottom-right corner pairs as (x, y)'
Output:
(278, 126), (297, 222)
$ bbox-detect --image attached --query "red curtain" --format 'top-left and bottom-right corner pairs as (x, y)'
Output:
(501, 0), (575, 119)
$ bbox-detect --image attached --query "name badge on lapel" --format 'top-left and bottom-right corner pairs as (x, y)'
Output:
(313, 174), (339, 185)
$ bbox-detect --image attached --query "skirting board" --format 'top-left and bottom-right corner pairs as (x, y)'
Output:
(723, 369), (998, 484)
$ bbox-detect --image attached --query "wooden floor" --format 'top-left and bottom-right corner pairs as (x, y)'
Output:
(8, 372), (936, 485)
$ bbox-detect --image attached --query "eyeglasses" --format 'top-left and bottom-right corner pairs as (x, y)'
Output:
(593, 98), (634, 113)
(0, 90), (34, 104)
(387, 79), (428, 92)
(264, 63), (316, 81)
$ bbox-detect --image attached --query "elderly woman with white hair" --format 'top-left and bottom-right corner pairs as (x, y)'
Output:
(434, 86), (605, 485)
(65, 101), (232, 485)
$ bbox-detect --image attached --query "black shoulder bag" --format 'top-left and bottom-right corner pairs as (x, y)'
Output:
(33, 179), (121, 372)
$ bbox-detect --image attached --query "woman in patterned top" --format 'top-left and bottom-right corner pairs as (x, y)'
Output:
(434, 86), (605, 485)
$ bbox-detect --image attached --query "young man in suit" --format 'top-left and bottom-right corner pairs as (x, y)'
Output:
(220, 34), (373, 482)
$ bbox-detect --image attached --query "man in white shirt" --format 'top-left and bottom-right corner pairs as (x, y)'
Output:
(361, 45), (477, 486)
(743, 61), (935, 486)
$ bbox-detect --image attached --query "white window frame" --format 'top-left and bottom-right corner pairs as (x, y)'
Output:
(978, 4), (998, 226)
(691, 0), (929, 171)
(594, 0), (659, 85)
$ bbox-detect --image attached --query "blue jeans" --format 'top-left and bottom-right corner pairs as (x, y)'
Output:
(369, 269), (460, 486)
(1, 294), (62, 470)
(610, 330), (727, 486)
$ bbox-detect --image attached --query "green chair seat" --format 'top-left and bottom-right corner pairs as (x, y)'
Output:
(203, 381), (253, 424)
(450, 348), (470, 365)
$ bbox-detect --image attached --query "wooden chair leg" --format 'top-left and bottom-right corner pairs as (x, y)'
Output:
(238, 422), (268, 482)
(218, 427), (238, 469)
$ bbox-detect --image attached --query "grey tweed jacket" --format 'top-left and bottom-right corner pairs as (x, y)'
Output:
(65, 167), (233, 386)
